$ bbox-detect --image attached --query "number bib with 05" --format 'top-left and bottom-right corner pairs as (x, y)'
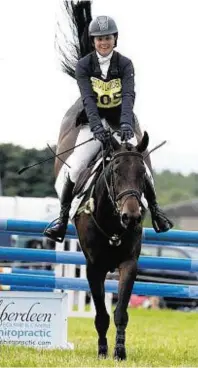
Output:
(91, 77), (122, 109)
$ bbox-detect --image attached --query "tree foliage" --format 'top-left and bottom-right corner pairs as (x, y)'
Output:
(0, 143), (198, 205)
(0, 143), (57, 197)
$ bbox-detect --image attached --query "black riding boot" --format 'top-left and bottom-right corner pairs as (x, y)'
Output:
(43, 176), (75, 242)
(144, 174), (174, 233)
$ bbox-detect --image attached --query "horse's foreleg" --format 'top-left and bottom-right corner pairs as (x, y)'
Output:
(86, 261), (109, 358)
(113, 258), (138, 360)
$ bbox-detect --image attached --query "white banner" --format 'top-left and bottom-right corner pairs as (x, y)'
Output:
(0, 291), (73, 349)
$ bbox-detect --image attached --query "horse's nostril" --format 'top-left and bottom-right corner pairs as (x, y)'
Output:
(121, 213), (141, 227)
(121, 213), (129, 225)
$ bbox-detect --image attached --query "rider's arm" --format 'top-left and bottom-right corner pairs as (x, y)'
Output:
(75, 59), (101, 130)
(120, 59), (136, 129)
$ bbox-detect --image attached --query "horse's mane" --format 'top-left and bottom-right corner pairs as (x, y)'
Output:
(55, 0), (94, 79)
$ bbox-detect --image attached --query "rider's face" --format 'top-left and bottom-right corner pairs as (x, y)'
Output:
(94, 35), (115, 56)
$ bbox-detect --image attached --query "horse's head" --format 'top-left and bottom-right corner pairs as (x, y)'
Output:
(109, 131), (149, 229)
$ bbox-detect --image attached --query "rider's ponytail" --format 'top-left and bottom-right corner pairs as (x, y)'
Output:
(55, 0), (94, 78)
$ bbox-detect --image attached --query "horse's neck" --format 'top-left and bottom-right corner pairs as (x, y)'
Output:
(95, 164), (112, 212)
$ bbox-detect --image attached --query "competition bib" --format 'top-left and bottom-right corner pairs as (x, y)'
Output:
(91, 77), (122, 108)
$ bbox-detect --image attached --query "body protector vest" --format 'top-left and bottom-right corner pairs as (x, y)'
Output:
(90, 51), (122, 109)
(75, 51), (135, 130)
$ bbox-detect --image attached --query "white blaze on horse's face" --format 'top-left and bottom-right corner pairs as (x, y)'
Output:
(94, 35), (115, 56)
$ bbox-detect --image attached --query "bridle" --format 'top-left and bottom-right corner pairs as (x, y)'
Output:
(89, 148), (145, 246)
(107, 150), (144, 214)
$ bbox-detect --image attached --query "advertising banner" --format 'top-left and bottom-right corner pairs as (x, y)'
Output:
(0, 291), (73, 349)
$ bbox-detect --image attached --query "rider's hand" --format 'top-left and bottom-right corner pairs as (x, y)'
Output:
(120, 123), (134, 142)
(92, 124), (106, 144)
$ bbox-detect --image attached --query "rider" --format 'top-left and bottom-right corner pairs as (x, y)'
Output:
(44, 15), (173, 242)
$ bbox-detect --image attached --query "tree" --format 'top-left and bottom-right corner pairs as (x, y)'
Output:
(0, 144), (57, 197)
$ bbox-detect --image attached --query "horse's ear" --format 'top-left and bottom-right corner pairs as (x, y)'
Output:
(136, 131), (149, 153)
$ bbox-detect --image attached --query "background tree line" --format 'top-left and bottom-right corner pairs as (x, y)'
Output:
(0, 143), (198, 205)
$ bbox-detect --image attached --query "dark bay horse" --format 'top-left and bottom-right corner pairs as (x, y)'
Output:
(56, 131), (149, 360)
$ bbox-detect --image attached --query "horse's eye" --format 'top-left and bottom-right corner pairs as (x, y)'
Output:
(115, 159), (120, 165)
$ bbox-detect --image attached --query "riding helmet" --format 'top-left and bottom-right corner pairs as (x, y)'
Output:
(89, 16), (118, 37)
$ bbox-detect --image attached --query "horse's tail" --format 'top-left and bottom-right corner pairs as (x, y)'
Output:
(55, 0), (94, 79)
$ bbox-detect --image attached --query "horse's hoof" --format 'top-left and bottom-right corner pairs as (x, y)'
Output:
(114, 345), (127, 361)
(98, 345), (108, 359)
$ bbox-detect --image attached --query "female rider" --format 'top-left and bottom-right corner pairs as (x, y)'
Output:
(44, 15), (173, 242)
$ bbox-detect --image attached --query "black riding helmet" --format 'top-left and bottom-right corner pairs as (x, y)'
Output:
(89, 16), (118, 46)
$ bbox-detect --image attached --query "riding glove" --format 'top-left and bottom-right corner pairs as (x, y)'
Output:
(92, 124), (107, 144)
(120, 123), (134, 141)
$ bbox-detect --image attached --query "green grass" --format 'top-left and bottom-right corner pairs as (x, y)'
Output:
(0, 308), (197, 367)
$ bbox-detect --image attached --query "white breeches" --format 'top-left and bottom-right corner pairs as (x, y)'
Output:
(66, 119), (153, 185)
(66, 124), (100, 183)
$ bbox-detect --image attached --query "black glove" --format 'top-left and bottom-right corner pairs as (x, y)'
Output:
(92, 124), (106, 144)
(120, 123), (134, 141)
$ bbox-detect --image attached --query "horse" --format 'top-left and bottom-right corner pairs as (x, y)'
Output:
(55, 130), (149, 360)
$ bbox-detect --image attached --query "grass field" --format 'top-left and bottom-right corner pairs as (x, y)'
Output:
(0, 308), (198, 367)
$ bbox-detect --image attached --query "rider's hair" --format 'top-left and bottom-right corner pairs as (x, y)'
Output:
(55, 1), (94, 79)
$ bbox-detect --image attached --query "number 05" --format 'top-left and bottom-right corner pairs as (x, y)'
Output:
(113, 92), (121, 104)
